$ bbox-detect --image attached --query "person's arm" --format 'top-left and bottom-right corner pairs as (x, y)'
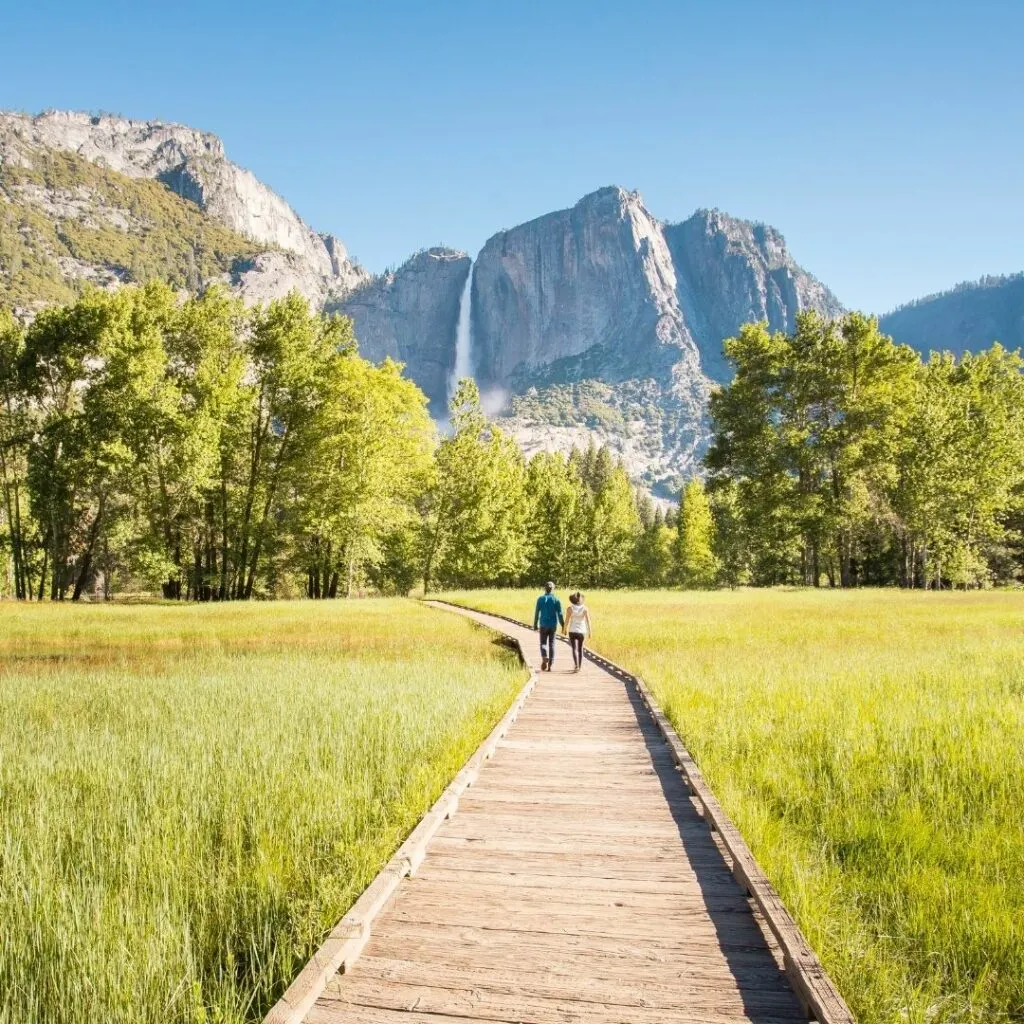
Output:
(557, 599), (565, 630)
(584, 609), (592, 638)
(533, 596), (541, 630)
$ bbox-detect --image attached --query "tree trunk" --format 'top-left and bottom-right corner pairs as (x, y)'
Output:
(243, 428), (291, 599)
(0, 454), (25, 599)
(193, 546), (204, 601)
(72, 498), (105, 602)
(215, 458), (230, 600)
(235, 409), (270, 599)
(346, 543), (355, 598)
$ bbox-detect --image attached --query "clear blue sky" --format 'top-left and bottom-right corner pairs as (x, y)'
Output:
(2, 0), (1021, 312)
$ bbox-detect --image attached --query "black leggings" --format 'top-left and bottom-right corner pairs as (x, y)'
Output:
(569, 632), (585, 667)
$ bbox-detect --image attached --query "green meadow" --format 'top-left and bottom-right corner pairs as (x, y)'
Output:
(443, 588), (1024, 1024)
(0, 601), (523, 1024)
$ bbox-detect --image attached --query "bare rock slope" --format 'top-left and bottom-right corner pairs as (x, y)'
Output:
(0, 110), (366, 309)
(665, 208), (844, 381)
(460, 187), (842, 489)
(330, 248), (471, 417)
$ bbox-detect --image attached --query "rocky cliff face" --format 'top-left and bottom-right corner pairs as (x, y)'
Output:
(330, 248), (471, 416)
(472, 187), (701, 389)
(461, 187), (841, 487)
(665, 209), (844, 381)
(879, 273), (1024, 358)
(470, 188), (841, 394)
(0, 110), (367, 307)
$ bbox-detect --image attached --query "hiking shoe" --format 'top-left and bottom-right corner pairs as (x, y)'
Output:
(541, 657), (549, 671)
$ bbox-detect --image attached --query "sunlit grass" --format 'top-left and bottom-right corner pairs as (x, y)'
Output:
(441, 588), (1024, 1024)
(0, 600), (523, 1024)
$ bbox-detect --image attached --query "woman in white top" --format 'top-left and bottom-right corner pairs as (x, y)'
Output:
(563, 591), (592, 672)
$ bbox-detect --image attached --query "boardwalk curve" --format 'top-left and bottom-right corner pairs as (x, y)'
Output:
(267, 602), (853, 1024)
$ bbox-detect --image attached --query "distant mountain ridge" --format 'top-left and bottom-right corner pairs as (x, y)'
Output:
(0, 111), (848, 488)
(0, 110), (367, 312)
(879, 272), (1024, 358)
(6, 108), (1015, 494)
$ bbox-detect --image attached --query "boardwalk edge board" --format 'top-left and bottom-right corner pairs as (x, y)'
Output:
(262, 622), (538, 1024)
(436, 600), (856, 1024)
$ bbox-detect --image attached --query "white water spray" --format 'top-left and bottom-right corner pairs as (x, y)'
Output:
(448, 262), (474, 400)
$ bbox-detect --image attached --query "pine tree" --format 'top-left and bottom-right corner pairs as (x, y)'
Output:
(676, 479), (718, 588)
(422, 380), (528, 591)
(523, 451), (587, 586)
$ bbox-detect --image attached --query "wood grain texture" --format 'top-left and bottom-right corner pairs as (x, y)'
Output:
(263, 619), (537, 1024)
(277, 603), (851, 1023)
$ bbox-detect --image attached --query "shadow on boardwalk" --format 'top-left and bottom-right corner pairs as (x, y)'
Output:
(614, 660), (798, 1022)
(290, 609), (809, 1024)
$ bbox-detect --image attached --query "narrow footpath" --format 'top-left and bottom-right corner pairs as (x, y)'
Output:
(301, 604), (809, 1024)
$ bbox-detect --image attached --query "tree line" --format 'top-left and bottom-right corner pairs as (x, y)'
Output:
(706, 312), (1024, 588)
(2, 288), (1020, 598)
(0, 284), (433, 600)
(0, 284), (701, 600)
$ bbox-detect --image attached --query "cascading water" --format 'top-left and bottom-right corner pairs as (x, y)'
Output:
(448, 262), (474, 400)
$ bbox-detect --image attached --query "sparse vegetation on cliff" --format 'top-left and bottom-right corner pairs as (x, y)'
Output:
(0, 148), (258, 308)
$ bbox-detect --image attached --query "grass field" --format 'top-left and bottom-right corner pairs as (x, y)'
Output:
(0, 600), (524, 1024)
(441, 588), (1024, 1024)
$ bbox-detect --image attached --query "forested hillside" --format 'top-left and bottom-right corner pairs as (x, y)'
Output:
(0, 285), (672, 600)
(0, 148), (259, 309)
(880, 273), (1024, 357)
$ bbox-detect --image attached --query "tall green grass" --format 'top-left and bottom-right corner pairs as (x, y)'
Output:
(443, 588), (1024, 1024)
(0, 600), (523, 1024)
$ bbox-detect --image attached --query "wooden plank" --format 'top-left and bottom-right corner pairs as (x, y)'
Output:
(388, 883), (762, 917)
(359, 939), (794, 989)
(382, 903), (772, 945)
(318, 978), (808, 1024)
(414, 865), (749, 895)
(263, 627), (538, 1024)
(362, 920), (792, 972)
(336, 957), (807, 1014)
(275, 603), (831, 1024)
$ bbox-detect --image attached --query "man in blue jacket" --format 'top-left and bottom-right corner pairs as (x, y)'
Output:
(533, 581), (564, 672)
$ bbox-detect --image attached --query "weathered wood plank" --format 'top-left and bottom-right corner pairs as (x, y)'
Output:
(334, 957), (807, 1014)
(319, 978), (808, 1024)
(363, 920), (792, 972)
(271, 603), (845, 1024)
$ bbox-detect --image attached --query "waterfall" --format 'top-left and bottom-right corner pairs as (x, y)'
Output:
(448, 262), (474, 400)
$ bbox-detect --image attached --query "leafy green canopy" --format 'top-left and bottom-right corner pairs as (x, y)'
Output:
(0, 284), (434, 600)
(0, 286), (668, 600)
(707, 311), (1024, 587)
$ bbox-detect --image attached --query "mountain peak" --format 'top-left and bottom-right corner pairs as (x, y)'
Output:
(0, 108), (368, 308)
(574, 185), (648, 216)
(1, 110), (226, 176)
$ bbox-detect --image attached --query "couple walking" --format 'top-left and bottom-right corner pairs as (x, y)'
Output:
(532, 581), (592, 672)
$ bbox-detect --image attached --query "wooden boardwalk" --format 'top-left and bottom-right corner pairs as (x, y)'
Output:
(282, 605), (829, 1024)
